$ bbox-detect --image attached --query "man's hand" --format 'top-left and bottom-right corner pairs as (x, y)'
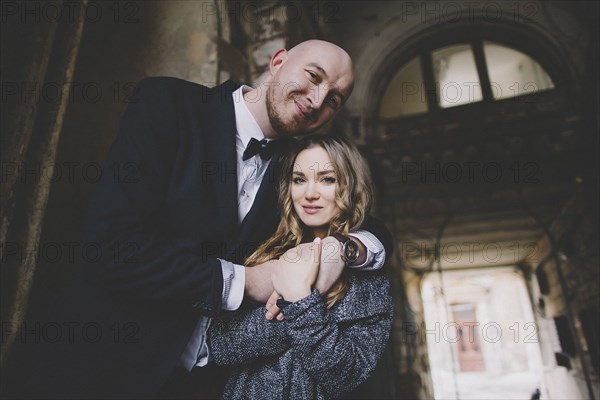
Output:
(314, 236), (346, 294)
(272, 238), (321, 302)
(244, 260), (277, 302)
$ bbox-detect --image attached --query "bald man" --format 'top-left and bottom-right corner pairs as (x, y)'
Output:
(247, 40), (354, 138)
(8, 40), (393, 399)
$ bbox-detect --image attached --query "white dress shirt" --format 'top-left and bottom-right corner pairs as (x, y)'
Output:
(180, 85), (386, 370)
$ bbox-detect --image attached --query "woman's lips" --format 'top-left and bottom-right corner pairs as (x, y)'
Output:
(302, 206), (322, 215)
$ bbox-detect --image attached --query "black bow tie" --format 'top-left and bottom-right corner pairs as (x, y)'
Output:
(243, 138), (279, 161)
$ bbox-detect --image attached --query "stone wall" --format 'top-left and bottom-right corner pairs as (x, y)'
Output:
(528, 190), (599, 399)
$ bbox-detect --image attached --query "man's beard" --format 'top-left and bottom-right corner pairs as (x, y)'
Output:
(266, 86), (309, 136)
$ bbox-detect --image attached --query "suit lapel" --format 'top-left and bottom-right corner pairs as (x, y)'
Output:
(204, 81), (239, 250)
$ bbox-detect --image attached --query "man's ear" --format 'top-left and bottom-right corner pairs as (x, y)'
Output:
(269, 48), (288, 75)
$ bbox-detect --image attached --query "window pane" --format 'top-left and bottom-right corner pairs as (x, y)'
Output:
(484, 41), (554, 100)
(379, 57), (428, 118)
(432, 44), (482, 108)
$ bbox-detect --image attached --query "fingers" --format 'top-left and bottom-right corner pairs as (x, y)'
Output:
(266, 290), (280, 307)
(313, 236), (344, 294)
(265, 290), (281, 320)
(271, 238), (322, 303)
(312, 237), (322, 263)
(266, 302), (283, 321)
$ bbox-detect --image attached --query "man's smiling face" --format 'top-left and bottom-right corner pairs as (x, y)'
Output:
(265, 40), (354, 136)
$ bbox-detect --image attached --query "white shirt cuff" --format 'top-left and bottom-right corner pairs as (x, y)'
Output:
(348, 230), (386, 270)
(219, 259), (245, 311)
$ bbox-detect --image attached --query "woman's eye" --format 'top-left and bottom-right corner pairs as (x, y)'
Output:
(322, 176), (337, 184)
(292, 177), (305, 184)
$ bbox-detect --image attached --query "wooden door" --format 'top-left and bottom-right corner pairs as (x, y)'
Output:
(452, 304), (485, 372)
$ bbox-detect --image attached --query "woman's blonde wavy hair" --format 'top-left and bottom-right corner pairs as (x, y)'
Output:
(245, 134), (375, 308)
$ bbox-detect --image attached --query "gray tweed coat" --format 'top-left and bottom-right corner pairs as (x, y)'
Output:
(208, 271), (393, 399)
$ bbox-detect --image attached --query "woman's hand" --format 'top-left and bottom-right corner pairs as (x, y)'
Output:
(313, 236), (346, 294)
(272, 237), (321, 302)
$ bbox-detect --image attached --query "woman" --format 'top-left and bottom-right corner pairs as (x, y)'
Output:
(208, 134), (393, 399)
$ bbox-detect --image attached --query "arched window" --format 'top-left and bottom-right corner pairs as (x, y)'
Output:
(370, 27), (579, 227)
(378, 41), (555, 119)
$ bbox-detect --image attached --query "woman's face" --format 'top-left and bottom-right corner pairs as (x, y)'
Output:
(290, 146), (340, 238)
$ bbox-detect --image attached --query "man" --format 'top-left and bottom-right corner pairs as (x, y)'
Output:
(8, 40), (392, 399)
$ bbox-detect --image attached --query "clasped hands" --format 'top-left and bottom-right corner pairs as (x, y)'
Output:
(266, 236), (344, 321)
(243, 236), (345, 320)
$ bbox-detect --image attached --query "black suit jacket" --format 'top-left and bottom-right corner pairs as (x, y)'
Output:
(6, 78), (393, 399)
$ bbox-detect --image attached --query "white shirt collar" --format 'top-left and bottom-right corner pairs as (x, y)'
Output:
(232, 85), (266, 147)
